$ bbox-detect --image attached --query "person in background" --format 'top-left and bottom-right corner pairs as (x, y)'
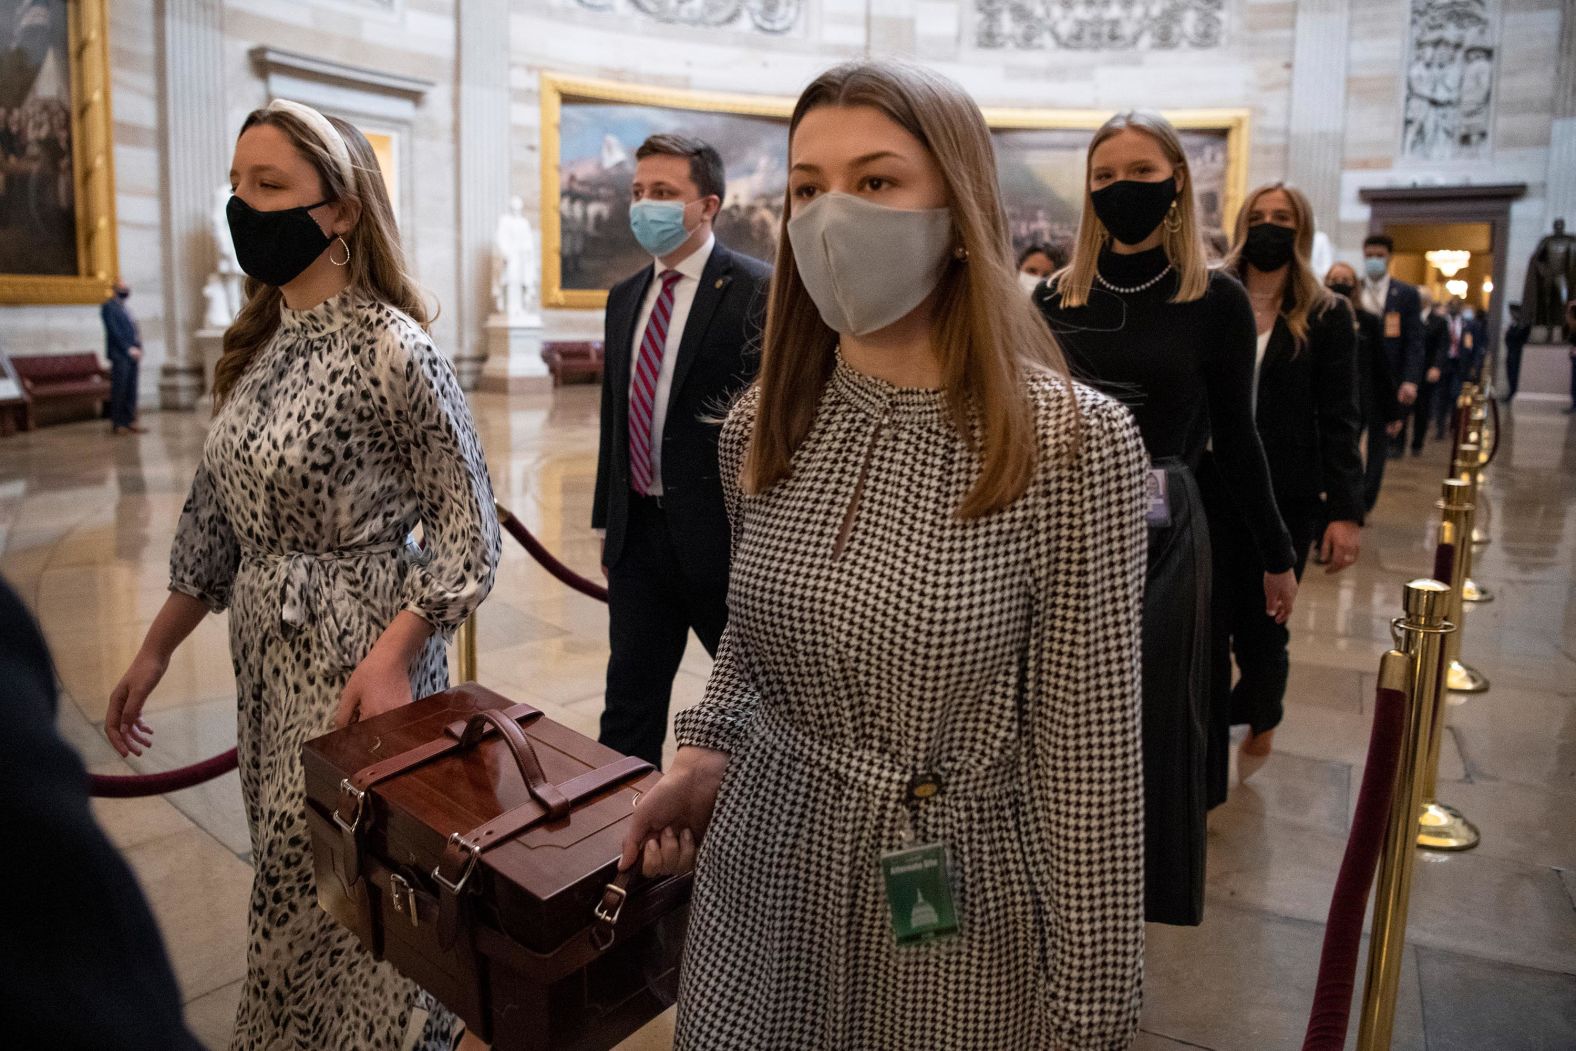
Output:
(623, 60), (1146, 1049)
(0, 578), (204, 1050)
(1564, 298), (1576, 412)
(1015, 239), (1067, 295)
(591, 134), (772, 769)
(1432, 296), (1484, 440)
(101, 280), (145, 435)
(1358, 234), (1424, 506)
(1410, 287), (1448, 455)
(1503, 301), (1531, 402)
(1036, 109), (1296, 926)
(1215, 183), (1364, 786)
(1328, 261), (1403, 450)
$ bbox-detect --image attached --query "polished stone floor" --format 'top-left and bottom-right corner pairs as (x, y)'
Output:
(2, 388), (1573, 1050)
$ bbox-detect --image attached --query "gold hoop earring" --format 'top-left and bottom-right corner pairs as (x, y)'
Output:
(329, 236), (351, 267)
(1163, 201), (1182, 234)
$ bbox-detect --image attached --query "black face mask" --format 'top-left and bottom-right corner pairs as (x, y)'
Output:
(1328, 281), (1356, 298)
(1243, 222), (1297, 272)
(115, 289), (130, 300)
(226, 195), (333, 287)
(1091, 177), (1178, 246)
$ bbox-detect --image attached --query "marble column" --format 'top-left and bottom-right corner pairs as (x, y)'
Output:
(156, 0), (228, 411)
(1545, 2), (1576, 228)
(456, 0), (514, 390)
(1284, 0), (1351, 237)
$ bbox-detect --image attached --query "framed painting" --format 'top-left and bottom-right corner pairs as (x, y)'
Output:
(539, 73), (1249, 309)
(0, 0), (118, 305)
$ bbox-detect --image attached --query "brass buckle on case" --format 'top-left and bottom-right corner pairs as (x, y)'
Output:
(333, 780), (366, 834)
(389, 874), (420, 927)
(594, 882), (628, 926)
(432, 833), (482, 896)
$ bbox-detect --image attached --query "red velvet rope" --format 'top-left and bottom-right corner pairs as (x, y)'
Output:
(89, 512), (607, 798)
(88, 749), (238, 798)
(1300, 683), (1410, 1050)
(1432, 540), (1456, 588)
(496, 506), (610, 604)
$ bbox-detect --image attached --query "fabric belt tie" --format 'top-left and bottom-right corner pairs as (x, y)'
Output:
(242, 542), (406, 671)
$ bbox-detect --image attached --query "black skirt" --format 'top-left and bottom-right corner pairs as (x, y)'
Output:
(1140, 459), (1212, 926)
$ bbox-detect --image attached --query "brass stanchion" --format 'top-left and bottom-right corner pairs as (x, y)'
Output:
(1445, 446), (1490, 695)
(1418, 480), (1482, 851)
(1357, 580), (1454, 1051)
(1466, 387), (1492, 549)
(456, 614), (478, 683)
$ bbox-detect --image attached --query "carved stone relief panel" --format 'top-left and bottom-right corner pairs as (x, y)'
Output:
(571, 0), (804, 34)
(1401, 0), (1498, 161)
(975, 0), (1226, 51)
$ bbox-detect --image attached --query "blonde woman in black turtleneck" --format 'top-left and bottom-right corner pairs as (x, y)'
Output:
(1035, 110), (1295, 928)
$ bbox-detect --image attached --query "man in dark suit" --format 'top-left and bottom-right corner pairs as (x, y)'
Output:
(1503, 301), (1531, 402)
(0, 577), (203, 1049)
(1358, 234), (1424, 510)
(100, 280), (146, 435)
(592, 134), (772, 767)
(1410, 287), (1449, 455)
(1432, 297), (1484, 439)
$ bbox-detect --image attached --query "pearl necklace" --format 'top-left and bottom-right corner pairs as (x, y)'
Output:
(1095, 263), (1174, 295)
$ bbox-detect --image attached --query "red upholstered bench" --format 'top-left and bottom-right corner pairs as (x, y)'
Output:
(11, 353), (111, 427)
(541, 340), (605, 387)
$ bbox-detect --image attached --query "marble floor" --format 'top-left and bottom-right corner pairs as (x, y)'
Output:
(2, 387), (1574, 1050)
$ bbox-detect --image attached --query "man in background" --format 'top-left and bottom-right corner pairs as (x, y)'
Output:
(1503, 302), (1531, 403)
(1432, 297), (1484, 440)
(591, 134), (771, 767)
(100, 280), (145, 435)
(1359, 234), (1424, 509)
(1410, 287), (1448, 455)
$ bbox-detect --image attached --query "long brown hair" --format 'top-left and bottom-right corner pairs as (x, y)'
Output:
(1224, 181), (1337, 348)
(1057, 110), (1209, 308)
(213, 105), (428, 407)
(744, 60), (1078, 518)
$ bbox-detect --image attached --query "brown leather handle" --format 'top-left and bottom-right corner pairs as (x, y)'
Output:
(457, 710), (570, 822)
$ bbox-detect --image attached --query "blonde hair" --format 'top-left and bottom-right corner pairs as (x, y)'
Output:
(213, 105), (428, 407)
(1223, 181), (1338, 350)
(744, 60), (1079, 519)
(1057, 110), (1209, 308)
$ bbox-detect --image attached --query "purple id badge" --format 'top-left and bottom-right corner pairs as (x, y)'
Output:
(1145, 467), (1171, 528)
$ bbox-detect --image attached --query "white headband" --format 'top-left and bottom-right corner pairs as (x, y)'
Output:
(265, 98), (354, 186)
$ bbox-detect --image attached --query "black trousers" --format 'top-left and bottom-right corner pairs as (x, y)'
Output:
(1203, 482), (1315, 811)
(600, 495), (728, 768)
(1140, 460), (1211, 927)
(1360, 410), (1388, 512)
(108, 354), (138, 428)
(1409, 379), (1436, 452)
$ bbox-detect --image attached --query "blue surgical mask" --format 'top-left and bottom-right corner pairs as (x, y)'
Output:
(1364, 256), (1388, 280)
(629, 199), (693, 256)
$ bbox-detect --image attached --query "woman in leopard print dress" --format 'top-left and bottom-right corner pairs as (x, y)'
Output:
(107, 100), (499, 1049)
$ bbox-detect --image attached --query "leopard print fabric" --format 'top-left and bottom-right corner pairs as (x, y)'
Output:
(169, 289), (501, 1050)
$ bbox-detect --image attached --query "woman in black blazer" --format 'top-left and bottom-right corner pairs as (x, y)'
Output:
(1204, 183), (1365, 794)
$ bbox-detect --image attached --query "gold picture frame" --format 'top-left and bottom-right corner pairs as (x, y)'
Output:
(540, 72), (1249, 310)
(0, 0), (119, 305)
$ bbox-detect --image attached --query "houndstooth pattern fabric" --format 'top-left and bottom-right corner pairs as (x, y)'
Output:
(672, 354), (1149, 1050)
(168, 290), (500, 1050)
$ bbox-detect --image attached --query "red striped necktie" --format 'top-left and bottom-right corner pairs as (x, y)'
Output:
(629, 269), (683, 494)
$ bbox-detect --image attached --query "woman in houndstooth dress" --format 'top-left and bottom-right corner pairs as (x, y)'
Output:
(622, 62), (1147, 1050)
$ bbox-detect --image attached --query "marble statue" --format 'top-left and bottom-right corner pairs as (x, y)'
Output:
(202, 274), (233, 331)
(210, 184), (243, 321)
(491, 196), (541, 327)
(1523, 218), (1576, 338)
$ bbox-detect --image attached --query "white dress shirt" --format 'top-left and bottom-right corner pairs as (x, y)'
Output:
(1361, 273), (1391, 318)
(630, 232), (715, 496)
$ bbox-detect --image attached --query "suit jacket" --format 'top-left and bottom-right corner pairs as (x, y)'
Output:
(1354, 306), (1403, 423)
(1376, 278), (1425, 388)
(101, 296), (140, 361)
(592, 240), (772, 582)
(1440, 312), (1485, 380)
(1421, 312), (1448, 375)
(0, 578), (203, 1049)
(1254, 297), (1366, 526)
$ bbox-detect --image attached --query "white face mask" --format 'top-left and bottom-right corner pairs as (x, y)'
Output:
(1018, 270), (1044, 295)
(787, 192), (953, 337)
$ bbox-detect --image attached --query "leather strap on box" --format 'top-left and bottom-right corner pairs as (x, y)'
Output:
(332, 702), (543, 892)
(434, 751), (653, 950)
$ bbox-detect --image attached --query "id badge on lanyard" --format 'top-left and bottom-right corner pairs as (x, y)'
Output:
(879, 772), (961, 946)
(1145, 467), (1172, 528)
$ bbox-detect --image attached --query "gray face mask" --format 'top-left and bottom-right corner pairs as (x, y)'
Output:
(786, 192), (954, 337)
